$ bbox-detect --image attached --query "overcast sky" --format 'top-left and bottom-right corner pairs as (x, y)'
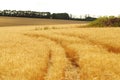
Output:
(0, 0), (120, 17)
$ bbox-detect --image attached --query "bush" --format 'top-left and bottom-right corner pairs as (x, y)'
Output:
(89, 16), (120, 27)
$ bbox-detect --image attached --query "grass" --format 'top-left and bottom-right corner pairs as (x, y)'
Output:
(0, 17), (120, 80)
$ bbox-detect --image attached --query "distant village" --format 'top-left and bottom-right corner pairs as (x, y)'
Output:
(0, 10), (97, 21)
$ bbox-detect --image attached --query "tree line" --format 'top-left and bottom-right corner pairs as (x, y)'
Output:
(0, 10), (96, 21)
(0, 10), (69, 19)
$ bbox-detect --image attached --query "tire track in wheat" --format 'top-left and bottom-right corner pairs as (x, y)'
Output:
(53, 32), (120, 54)
(24, 32), (80, 66)
(23, 30), (120, 80)
(23, 33), (80, 80)
(50, 31), (120, 80)
(24, 33), (68, 80)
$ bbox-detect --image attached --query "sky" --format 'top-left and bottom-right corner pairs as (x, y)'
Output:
(0, 0), (120, 17)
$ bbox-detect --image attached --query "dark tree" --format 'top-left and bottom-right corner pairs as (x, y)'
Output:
(52, 13), (69, 20)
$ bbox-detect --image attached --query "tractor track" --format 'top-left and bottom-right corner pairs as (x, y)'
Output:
(24, 33), (80, 67)
(23, 33), (80, 80)
(53, 32), (120, 54)
(26, 29), (120, 79)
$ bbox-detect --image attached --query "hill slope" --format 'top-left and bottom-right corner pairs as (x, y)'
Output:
(0, 16), (87, 27)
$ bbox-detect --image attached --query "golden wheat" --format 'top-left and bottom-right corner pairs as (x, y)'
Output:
(0, 17), (120, 80)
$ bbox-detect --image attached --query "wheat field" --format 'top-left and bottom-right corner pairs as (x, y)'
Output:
(0, 17), (120, 80)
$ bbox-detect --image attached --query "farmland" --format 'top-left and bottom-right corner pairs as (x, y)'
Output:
(0, 16), (86, 27)
(0, 17), (120, 80)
